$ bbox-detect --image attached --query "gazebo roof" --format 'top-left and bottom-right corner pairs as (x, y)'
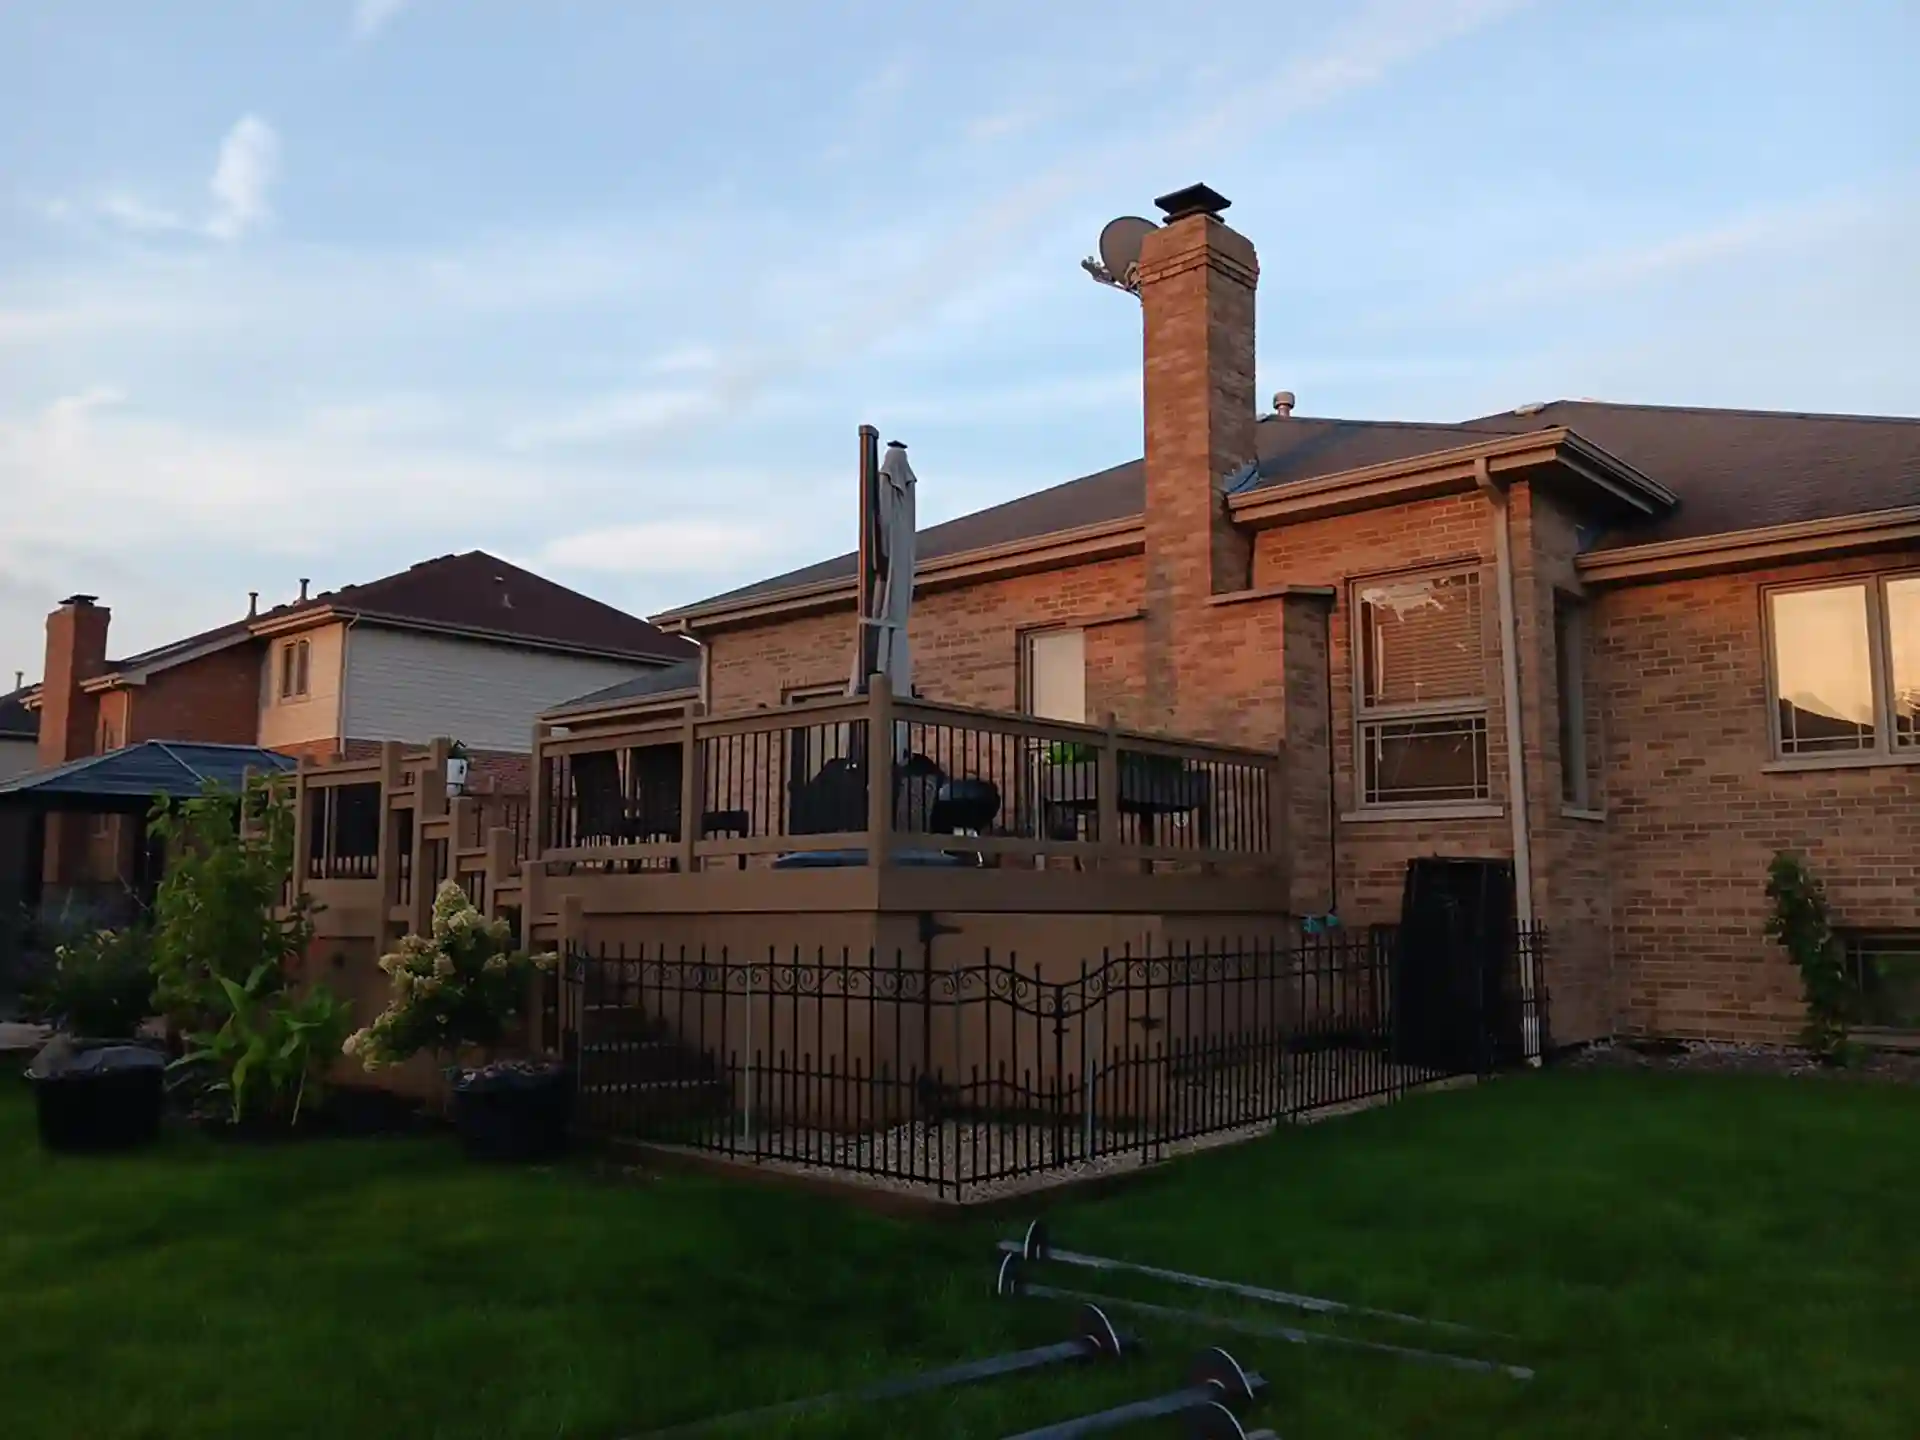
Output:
(0, 741), (296, 810)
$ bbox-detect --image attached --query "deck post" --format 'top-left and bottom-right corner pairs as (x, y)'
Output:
(1097, 712), (1122, 873)
(866, 673), (893, 869)
(677, 701), (704, 874)
(375, 741), (404, 917)
(290, 756), (312, 896)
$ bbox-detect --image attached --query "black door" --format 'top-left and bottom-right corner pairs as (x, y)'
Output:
(1391, 857), (1523, 1073)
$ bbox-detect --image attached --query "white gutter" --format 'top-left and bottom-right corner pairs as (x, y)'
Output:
(1477, 458), (1541, 1062)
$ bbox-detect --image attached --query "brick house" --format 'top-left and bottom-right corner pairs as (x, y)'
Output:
(13, 551), (694, 910)
(633, 183), (1917, 1047)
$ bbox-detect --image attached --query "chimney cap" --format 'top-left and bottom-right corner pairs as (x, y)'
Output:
(59, 594), (100, 608)
(1153, 183), (1231, 223)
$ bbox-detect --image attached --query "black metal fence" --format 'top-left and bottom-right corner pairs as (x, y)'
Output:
(559, 925), (1548, 1199)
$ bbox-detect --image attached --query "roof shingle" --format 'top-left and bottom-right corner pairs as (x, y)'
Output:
(677, 401), (1918, 612)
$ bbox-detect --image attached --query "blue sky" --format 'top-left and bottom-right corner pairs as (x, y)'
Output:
(1, 0), (1914, 677)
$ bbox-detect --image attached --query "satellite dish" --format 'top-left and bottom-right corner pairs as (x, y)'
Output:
(1081, 215), (1158, 294)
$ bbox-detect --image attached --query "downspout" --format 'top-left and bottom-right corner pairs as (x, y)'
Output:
(335, 617), (359, 762)
(1476, 459), (1541, 1060)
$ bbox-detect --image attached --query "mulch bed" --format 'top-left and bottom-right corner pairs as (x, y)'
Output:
(1562, 1037), (1920, 1085)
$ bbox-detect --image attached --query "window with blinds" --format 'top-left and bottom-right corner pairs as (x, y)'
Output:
(1354, 570), (1491, 806)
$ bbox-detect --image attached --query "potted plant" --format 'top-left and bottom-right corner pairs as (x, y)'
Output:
(24, 925), (167, 1152)
(346, 881), (564, 1161)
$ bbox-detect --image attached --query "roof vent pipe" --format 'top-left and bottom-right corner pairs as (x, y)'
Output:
(1271, 390), (1296, 418)
(298, 578), (310, 602)
(248, 591), (259, 618)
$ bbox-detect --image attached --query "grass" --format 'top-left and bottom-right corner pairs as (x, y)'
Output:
(1, 1067), (1915, 1439)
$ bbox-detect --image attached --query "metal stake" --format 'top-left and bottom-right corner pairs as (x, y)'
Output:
(998, 1346), (1264, 1440)
(1005, 1220), (1494, 1338)
(634, 1303), (1128, 1437)
(997, 1255), (1533, 1381)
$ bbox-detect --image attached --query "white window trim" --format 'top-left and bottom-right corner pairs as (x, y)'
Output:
(1019, 625), (1088, 724)
(1351, 566), (1494, 810)
(1762, 569), (1919, 770)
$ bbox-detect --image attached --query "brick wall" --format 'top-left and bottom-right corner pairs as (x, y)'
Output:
(1596, 550), (1920, 1041)
(706, 554), (1147, 718)
(331, 737), (530, 796)
(127, 643), (264, 747)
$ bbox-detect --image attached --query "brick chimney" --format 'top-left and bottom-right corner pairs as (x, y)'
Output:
(1137, 183), (1259, 727)
(39, 594), (111, 767)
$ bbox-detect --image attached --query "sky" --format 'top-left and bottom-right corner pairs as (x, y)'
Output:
(1, 0), (1914, 680)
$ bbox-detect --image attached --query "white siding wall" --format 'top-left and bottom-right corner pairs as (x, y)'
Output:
(256, 622), (347, 750)
(343, 626), (656, 752)
(0, 736), (37, 782)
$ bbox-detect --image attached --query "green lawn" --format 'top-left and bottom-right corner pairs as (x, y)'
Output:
(2, 1067), (1915, 1439)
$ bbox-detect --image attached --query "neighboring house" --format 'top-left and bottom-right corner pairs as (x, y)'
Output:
(634, 183), (1918, 1048)
(0, 686), (35, 783)
(14, 551), (696, 905)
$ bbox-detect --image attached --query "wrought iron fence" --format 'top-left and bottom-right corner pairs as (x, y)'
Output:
(560, 925), (1547, 1199)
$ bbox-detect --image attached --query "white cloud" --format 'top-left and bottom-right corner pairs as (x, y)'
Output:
(502, 388), (712, 450)
(534, 521), (787, 574)
(205, 115), (279, 241)
(96, 192), (189, 234)
(352, 0), (413, 41)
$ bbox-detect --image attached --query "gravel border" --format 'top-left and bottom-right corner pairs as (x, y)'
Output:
(1562, 1036), (1920, 1083)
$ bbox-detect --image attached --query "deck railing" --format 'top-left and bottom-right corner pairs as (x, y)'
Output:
(537, 677), (1286, 876)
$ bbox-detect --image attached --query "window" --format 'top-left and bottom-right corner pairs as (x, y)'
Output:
(1768, 573), (1917, 762)
(1843, 932), (1920, 1032)
(1022, 628), (1086, 723)
(1355, 570), (1491, 807)
(279, 638), (311, 700)
(1554, 595), (1591, 807)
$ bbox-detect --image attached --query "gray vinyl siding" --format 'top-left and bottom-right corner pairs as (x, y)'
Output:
(0, 736), (37, 782)
(342, 626), (657, 753)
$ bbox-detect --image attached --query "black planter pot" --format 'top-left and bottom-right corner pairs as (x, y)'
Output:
(451, 1063), (570, 1162)
(28, 1042), (167, 1154)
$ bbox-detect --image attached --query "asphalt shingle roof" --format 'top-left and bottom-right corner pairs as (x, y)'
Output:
(0, 741), (296, 807)
(681, 402), (1919, 612)
(548, 658), (701, 717)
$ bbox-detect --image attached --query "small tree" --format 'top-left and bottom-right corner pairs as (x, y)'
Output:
(147, 775), (316, 1029)
(346, 881), (557, 1078)
(1764, 851), (1854, 1063)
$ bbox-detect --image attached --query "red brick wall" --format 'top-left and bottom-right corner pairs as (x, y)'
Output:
(126, 643), (263, 747)
(1596, 550), (1920, 1041)
(330, 737), (530, 795)
(706, 554), (1148, 720)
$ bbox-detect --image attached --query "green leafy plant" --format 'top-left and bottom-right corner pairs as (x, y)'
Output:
(147, 774), (316, 1032)
(30, 925), (156, 1038)
(174, 962), (353, 1127)
(1764, 851), (1855, 1064)
(1045, 741), (1096, 765)
(346, 881), (557, 1074)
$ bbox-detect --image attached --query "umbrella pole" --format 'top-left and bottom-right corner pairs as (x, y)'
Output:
(854, 423), (881, 693)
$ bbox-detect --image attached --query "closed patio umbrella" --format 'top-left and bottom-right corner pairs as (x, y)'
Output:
(851, 438), (917, 699)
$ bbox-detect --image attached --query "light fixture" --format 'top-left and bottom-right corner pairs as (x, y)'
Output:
(446, 741), (470, 798)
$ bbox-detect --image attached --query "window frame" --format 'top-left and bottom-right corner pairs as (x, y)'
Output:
(1762, 569), (1919, 768)
(1553, 592), (1592, 810)
(1019, 625), (1088, 724)
(1350, 564), (1494, 811)
(279, 638), (312, 702)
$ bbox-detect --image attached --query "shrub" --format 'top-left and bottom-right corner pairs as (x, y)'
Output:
(175, 963), (354, 1127)
(1764, 851), (1854, 1064)
(31, 926), (156, 1039)
(346, 882), (557, 1073)
(147, 775), (316, 1031)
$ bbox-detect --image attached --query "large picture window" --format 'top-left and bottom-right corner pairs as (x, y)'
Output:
(1768, 573), (1917, 761)
(1354, 569), (1491, 807)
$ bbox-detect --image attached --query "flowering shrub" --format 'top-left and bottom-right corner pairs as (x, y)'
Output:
(346, 882), (557, 1070)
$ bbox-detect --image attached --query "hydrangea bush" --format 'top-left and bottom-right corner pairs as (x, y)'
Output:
(346, 881), (558, 1072)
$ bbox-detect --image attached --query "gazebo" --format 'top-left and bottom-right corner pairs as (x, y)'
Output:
(0, 741), (296, 923)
